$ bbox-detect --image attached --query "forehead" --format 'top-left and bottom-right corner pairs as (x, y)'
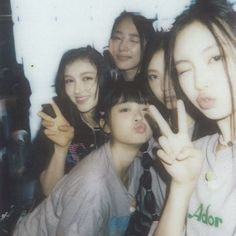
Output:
(65, 59), (97, 74)
(114, 17), (139, 36)
(174, 21), (219, 61)
(148, 49), (165, 69)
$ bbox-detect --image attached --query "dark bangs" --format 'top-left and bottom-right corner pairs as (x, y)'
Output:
(95, 80), (149, 122)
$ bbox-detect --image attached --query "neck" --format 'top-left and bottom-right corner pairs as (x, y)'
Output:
(122, 67), (139, 82)
(80, 109), (98, 128)
(186, 113), (195, 129)
(110, 141), (141, 184)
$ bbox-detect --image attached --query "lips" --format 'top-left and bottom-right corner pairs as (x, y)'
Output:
(75, 96), (89, 103)
(196, 95), (215, 109)
(134, 122), (146, 133)
(116, 55), (131, 62)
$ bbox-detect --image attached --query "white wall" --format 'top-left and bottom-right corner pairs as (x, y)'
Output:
(10, 0), (192, 138)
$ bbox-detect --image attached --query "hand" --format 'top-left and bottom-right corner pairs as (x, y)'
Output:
(149, 100), (203, 186)
(38, 102), (74, 148)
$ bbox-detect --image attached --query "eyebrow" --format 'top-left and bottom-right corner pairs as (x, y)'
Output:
(175, 44), (219, 66)
(147, 69), (159, 73)
(64, 71), (96, 77)
(114, 30), (139, 38)
(202, 44), (219, 53)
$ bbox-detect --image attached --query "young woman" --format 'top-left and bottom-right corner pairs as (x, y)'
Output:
(30, 46), (107, 196)
(151, 0), (236, 235)
(142, 31), (217, 140)
(14, 81), (166, 236)
(108, 11), (155, 81)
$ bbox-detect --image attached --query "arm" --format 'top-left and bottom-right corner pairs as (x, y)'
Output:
(38, 102), (74, 195)
(40, 144), (68, 195)
(155, 182), (194, 236)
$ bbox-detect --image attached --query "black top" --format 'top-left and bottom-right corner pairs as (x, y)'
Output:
(28, 97), (107, 178)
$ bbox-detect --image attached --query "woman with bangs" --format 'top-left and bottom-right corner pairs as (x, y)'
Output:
(14, 80), (166, 236)
(30, 46), (107, 197)
(151, 0), (236, 235)
(107, 11), (155, 82)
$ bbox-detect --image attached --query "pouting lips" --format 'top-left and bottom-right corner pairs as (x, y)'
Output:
(196, 95), (215, 109)
(134, 122), (146, 133)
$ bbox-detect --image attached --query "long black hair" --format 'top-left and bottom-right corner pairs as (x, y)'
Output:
(166, 0), (234, 138)
(54, 46), (105, 130)
(109, 11), (155, 80)
(140, 31), (172, 122)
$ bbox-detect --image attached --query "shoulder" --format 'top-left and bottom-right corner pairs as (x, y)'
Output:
(193, 133), (218, 150)
(59, 143), (111, 195)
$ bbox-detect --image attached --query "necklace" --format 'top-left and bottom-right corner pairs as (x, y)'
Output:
(218, 134), (234, 148)
(205, 135), (223, 190)
(128, 192), (136, 213)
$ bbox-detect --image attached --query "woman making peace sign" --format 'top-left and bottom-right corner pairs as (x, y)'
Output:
(152, 0), (236, 235)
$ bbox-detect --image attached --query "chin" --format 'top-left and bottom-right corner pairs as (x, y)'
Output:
(202, 110), (231, 121)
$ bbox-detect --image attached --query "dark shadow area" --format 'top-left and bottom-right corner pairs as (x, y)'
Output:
(0, 1), (36, 235)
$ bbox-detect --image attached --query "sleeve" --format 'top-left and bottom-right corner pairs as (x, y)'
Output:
(56, 175), (109, 236)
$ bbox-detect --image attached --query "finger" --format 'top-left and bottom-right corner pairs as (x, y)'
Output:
(51, 101), (62, 117)
(148, 105), (172, 137)
(58, 124), (71, 131)
(176, 146), (202, 161)
(38, 111), (55, 121)
(42, 120), (54, 128)
(44, 129), (57, 136)
(157, 149), (174, 165)
(177, 100), (188, 134)
(158, 136), (173, 156)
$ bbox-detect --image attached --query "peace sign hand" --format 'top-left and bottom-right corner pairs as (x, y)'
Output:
(149, 100), (203, 186)
(38, 102), (74, 148)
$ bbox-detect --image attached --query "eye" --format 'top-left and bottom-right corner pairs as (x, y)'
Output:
(112, 35), (122, 41)
(142, 106), (149, 112)
(176, 68), (192, 78)
(65, 78), (74, 84)
(130, 38), (140, 44)
(209, 54), (222, 64)
(83, 76), (94, 82)
(148, 74), (159, 80)
(119, 107), (129, 112)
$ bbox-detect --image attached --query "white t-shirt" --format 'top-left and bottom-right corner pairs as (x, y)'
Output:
(185, 133), (236, 235)
(13, 142), (167, 236)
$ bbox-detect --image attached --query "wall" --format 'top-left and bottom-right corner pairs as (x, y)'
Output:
(10, 0), (193, 137)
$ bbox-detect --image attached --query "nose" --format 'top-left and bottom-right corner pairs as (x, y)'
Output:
(194, 68), (210, 90)
(134, 109), (144, 122)
(119, 38), (129, 51)
(74, 80), (84, 94)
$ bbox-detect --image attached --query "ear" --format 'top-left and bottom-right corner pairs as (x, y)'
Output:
(99, 118), (111, 134)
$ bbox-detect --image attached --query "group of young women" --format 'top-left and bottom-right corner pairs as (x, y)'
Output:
(14, 0), (236, 235)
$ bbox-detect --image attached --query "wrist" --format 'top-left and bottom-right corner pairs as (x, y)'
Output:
(54, 144), (69, 155)
(171, 180), (196, 198)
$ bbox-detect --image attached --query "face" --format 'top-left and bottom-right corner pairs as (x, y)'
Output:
(109, 17), (142, 72)
(147, 49), (176, 109)
(108, 102), (152, 146)
(64, 59), (98, 113)
(174, 21), (234, 120)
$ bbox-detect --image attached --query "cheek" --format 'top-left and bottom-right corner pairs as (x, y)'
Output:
(65, 86), (73, 98)
(149, 81), (164, 102)
(179, 79), (195, 98)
